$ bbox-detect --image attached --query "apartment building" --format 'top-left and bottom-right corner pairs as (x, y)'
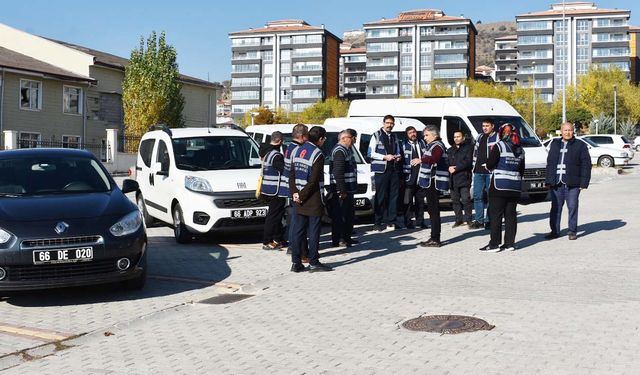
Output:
(339, 43), (366, 100)
(631, 26), (640, 83)
(516, 2), (631, 103)
(362, 9), (476, 98)
(228, 20), (341, 115)
(494, 35), (518, 90)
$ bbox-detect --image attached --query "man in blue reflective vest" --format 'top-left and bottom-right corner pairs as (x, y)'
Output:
(329, 129), (358, 247)
(401, 126), (429, 229)
(368, 114), (402, 231)
(259, 131), (286, 250)
(289, 126), (332, 273)
(470, 118), (498, 230)
(418, 125), (449, 248)
(284, 124), (308, 260)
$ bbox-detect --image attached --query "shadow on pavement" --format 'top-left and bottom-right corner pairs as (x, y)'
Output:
(515, 219), (627, 250)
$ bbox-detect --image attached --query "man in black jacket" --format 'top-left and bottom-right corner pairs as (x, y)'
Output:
(544, 122), (591, 240)
(447, 131), (474, 227)
(329, 129), (358, 247)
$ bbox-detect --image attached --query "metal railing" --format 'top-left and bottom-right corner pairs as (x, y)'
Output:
(17, 140), (109, 161)
(120, 135), (141, 154)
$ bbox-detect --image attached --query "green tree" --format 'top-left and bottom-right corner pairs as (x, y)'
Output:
(299, 97), (349, 124)
(576, 66), (629, 119)
(123, 31), (185, 138)
(240, 107), (273, 126)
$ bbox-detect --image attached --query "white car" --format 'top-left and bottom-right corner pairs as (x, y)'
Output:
(580, 134), (634, 159)
(135, 125), (268, 243)
(633, 136), (640, 152)
(542, 137), (629, 167)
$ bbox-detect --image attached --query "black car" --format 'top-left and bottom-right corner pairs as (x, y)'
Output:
(0, 148), (147, 291)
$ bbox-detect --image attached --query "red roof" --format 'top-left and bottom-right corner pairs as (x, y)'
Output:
(364, 9), (471, 26)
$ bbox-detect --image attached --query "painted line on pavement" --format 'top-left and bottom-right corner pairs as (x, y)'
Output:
(0, 323), (72, 342)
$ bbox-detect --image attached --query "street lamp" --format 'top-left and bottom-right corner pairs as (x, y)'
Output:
(250, 111), (259, 126)
(532, 61), (536, 134)
(561, 0), (567, 123)
(613, 85), (617, 135)
(594, 119), (599, 135)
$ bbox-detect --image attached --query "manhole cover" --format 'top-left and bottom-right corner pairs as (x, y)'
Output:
(199, 294), (254, 305)
(402, 315), (494, 334)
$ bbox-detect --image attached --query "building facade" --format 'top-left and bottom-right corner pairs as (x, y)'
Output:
(362, 9), (476, 99)
(228, 20), (341, 115)
(516, 2), (631, 103)
(630, 26), (640, 84)
(494, 35), (518, 90)
(339, 44), (366, 100)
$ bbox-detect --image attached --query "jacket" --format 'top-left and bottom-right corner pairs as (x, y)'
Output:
(447, 139), (473, 188)
(289, 142), (325, 217)
(545, 137), (591, 189)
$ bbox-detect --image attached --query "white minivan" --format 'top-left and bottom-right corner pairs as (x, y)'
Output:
(245, 123), (375, 216)
(135, 125), (268, 243)
(346, 97), (549, 200)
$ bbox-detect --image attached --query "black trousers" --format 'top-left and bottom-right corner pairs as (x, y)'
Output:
(329, 193), (354, 244)
(403, 185), (426, 226)
(488, 195), (518, 247)
(450, 185), (473, 223)
(425, 181), (441, 242)
(262, 196), (286, 244)
(374, 169), (400, 225)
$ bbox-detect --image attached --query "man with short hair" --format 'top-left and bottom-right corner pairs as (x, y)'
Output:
(401, 126), (428, 229)
(470, 118), (498, 229)
(289, 126), (332, 272)
(368, 115), (402, 231)
(447, 130), (474, 227)
(329, 129), (358, 247)
(259, 131), (286, 250)
(544, 122), (591, 240)
(284, 124), (309, 259)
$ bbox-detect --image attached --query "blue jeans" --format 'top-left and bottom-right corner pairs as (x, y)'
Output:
(550, 185), (581, 235)
(290, 213), (321, 265)
(473, 173), (491, 223)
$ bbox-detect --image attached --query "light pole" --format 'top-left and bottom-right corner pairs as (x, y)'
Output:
(250, 111), (259, 126)
(594, 119), (599, 135)
(613, 85), (617, 135)
(561, 0), (567, 123)
(532, 61), (536, 134)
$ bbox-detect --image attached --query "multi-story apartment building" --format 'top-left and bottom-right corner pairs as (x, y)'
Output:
(516, 2), (630, 103)
(339, 43), (366, 100)
(362, 9), (476, 99)
(228, 20), (341, 115)
(630, 26), (640, 83)
(494, 35), (518, 90)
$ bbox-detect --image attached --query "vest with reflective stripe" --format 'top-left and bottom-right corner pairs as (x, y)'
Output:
(417, 140), (449, 191)
(279, 143), (299, 198)
(492, 141), (523, 192)
(260, 149), (281, 196)
(329, 144), (357, 193)
(293, 142), (324, 194)
(402, 139), (427, 182)
(370, 130), (394, 174)
(473, 132), (498, 169)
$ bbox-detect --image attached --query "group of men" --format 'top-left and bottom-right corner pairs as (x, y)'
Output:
(259, 116), (592, 272)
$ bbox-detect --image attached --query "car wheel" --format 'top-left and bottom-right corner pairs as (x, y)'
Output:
(122, 269), (146, 290)
(598, 155), (614, 168)
(173, 203), (192, 244)
(136, 194), (155, 227)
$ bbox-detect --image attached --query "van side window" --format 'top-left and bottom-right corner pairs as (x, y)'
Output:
(445, 116), (472, 146)
(359, 134), (372, 161)
(139, 139), (155, 168)
(156, 140), (171, 171)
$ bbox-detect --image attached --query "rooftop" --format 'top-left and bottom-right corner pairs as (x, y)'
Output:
(0, 46), (94, 83)
(364, 9), (473, 27)
(518, 2), (629, 18)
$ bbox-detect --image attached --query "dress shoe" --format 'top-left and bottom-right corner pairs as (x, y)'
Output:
(452, 221), (464, 228)
(479, 244), (501, 253)
(262, 241), (282, 250)
(301, 256), (309, 263)
(568, 233), (577, 240)
(405, 223), (416, 229)
(419, 238), (441, 248)
(277, 240), (289, 248)
(290, 263), (307, 273)
(334, 240), (352, 248)
(373, 224), (385, 232)
(309, 262), (333, 272)
(545, 232), (559, 240)
(420, 224), (430, 229)
(484, 222), (490, 230)
(469, 221), (483, 229)
(346, 238), (359, 244)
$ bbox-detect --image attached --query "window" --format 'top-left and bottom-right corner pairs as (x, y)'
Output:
(292, 48), (322, 58)
(366, 42), (397, 52)
(367, 56), (397, 66)
(577, 47), (589, 61)
(587, 136), (613, 145)
(293, 75), (322, 85)
(232, 104), (256, 113)
(433, 68), (466, 79)
(280, 76), (291, 87)
(420, 69), (432, 82)
(400, 55), (412, 68)
(519, 50), (552, 60)
(62, 135), (81, 149)
(420, 42), (432, 53)
(592, 47), (629, 57)
(366, 71), (398, 81)
(20, 79), (42, 110)
(263, 63), (274, 75)
(517, 21), (552, 31)
(434, 54), (466, 64)
(518, 35), (552, 45)
(292, 61), (323, 71)
(232, 77), (260, 87)
(19, 132), (41, 148)
(292, 103), (313, 112)
(261, 37), (273, 45)
(576, 20), (589, 31)
(399, 27), (413, 37)
(280, 62), (291, 74)
(280, 49), (291, 61)
(139, 139), (156, 168)
(262, 50), (273, 62)
(280, 89), (291, 102)
(366, 28), (398, 38)
(232, 51), (260, 60)
(345, 55), (366, 63)
(231, 38), (260, 46)
(280, 36), (291, 44)
(420, 27), (434, 36)
(400, 84), (413, 97)
(232, 64), (259, 73)
(292, 89), (322, 99)
(367, 85), (397, 95)
(576, 33), (589, 46)
(63, 86), (82, 114)
(420, 54), (432, 68)
(445, 117), (472, 146)
(263, 77), (274, 89)
(232, 91), (260, 100)
(400, 42), (412, 53)
(401, 71), (413, 82)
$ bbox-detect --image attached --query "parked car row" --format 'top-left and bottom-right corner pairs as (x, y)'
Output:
(542, 135), (631, 168)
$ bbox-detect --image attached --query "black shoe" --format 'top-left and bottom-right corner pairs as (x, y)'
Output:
(420, 224), (430, 229)
(484, 222), (490, 230)
(394, 224), (404, 230)
(290, 263), (307, 273)
(309, 262), (333, 272)
(338, 240), (352, 248)
(373, 224), (385, 232)
(479, 244), (501, 253)
(500, 245), (516, 252)
(452, 221), (464, 228)
(419, 238), (441, 248)
(262, 241), (282, 251)
(545, 232), (559, 240)
(469, 221), (482, 229)
(568, 233), (577, 240)
(277, 240), (289, 248)
(346, 238), (360, 244)
(406, 223), (416, 229)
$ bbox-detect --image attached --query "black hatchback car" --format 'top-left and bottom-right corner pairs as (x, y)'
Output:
(0, 148), (147, 291)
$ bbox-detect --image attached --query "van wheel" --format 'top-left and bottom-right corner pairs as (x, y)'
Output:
(598, 156), (614, 168)
(172, 203), (192, 244)
(136, 194), (155, 227)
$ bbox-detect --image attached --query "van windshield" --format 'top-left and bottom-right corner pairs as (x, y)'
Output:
(172, 136), (260, 171)
(468, 116), (541, 147)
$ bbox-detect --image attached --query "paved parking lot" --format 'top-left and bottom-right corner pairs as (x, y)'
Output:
(1, 159), (639, 374)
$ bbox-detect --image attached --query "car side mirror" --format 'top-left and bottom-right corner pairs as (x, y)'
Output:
(121, 179), (139, 194)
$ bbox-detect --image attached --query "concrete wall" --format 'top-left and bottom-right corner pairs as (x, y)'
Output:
(181, 84), (217, 127)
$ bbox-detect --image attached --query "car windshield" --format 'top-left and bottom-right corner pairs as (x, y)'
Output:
(468, 116), (541, 147)
(172, 136), (260, 171)
(0, 156), (111, 196)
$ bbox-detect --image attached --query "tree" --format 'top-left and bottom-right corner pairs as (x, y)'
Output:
(240, 107), (273, 126)
(299, 97), (349, 124)
(576, 66), (629, 119)
(123, 31), (185, 138)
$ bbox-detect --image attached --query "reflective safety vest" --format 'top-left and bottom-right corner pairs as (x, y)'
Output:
(369, 129), (397, 174)
(260, 149), (282, 196)
(279, 142), (299, 198)
(329, 144), (357, 193)
(417, 140), (449, 191)
(402, 139), (427, 183)
(492, 141), (524, 192)
(292, 141), (324, 194)
(473, 132), (498, 169)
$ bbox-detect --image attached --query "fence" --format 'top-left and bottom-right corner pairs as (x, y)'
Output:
(17, 140), (109, 162)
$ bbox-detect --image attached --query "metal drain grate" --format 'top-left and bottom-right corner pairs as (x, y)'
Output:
(199, 294), (254, 304)
(402, 315), (494, 334)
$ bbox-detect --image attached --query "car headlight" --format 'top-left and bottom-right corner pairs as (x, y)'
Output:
(0, 228), (13, 244)
(185, 176), (213, 193)
(110, 211), (142, 237)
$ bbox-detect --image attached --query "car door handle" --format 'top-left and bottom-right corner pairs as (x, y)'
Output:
(149, 173), (155, 186)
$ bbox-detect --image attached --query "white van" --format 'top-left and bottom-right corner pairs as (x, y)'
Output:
(135, 125), (268, 243)
(245, 123), (374, 216)
(346, 98), (549, 200)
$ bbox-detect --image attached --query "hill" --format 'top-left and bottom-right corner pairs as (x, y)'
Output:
(475, 21), (517, 67)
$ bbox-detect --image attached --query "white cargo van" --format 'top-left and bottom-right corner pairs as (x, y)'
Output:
(245, 124), (375, 216)
(346, 98), (549, 200)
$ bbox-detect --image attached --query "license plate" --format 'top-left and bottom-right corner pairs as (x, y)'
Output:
(529, 182), (546, 189)
(231, 209), (267, 219)
(354, 198), (366, 208)
(33, 247), (94, 265)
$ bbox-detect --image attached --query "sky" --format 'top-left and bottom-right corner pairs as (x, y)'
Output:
(1, 0), (638, 82)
